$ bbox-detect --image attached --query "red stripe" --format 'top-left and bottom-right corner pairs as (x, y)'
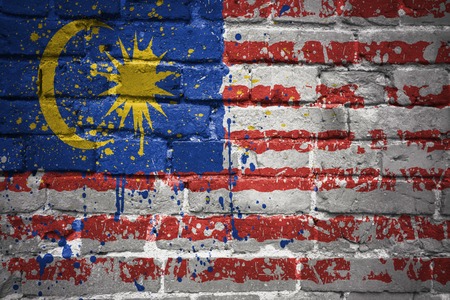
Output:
(387, 85), (450, 108)
(166, 257), (297, 283)
(225, 40), (433, 65)
(222, 84), (301, 106)
(2, 214), (449, 244)
(224, 41), (297, 65)
(3, 256), (447, 289)
(6, 257), (111, 285)
(0, 172), (32, 192)
(188, 175), (315, 192)
(119, 258), (161, 282)
(224, 0), (450, 19)
(223, 0), (272, 18)
(224, 84), (448, 109)
(436, 42), (450, 63)
(228, 129), (350, 139)
(315, 84), (364, 108)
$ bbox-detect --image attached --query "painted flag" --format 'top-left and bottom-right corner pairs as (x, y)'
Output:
(1, 0), (450, 297)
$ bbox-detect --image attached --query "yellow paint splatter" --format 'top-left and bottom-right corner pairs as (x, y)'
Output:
(81, 156), (87, 161)
(129, 6), (135, 11)
(167, 129), (172, 134)
(156, 0), (164, 6)
(130, 156), (136, 161)
(281, 123), (286, 127)
(89, 130), (97, 136)
(247, 125), (255, 130)
(265, 110), (271, 115)
(16, 117), (22, 125)
(86, 117), (94, 124)
(41, 125), (49, 131)
(176, 133), (182, 138)
(74, 84), (80, 89)
(30, 32), (39, 42)
(104, 148), (114, 155)
(194, 84), (200, 89)
(92, 5), (97, 10)
(29, 123), (36, 130)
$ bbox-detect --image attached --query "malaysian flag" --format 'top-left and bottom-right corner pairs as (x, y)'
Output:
(1, 0), (449, 297)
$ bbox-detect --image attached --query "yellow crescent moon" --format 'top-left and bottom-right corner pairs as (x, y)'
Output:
(38, 19), (113, 150)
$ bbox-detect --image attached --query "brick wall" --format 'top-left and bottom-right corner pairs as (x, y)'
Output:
(0, 0), (449, 299)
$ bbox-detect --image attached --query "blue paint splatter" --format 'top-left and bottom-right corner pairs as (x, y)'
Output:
(141, 190), (149, 199)
(72, 220), (84, 232)
(134, 280), (145, 291)
(62, 244), (73, 259)
(36, 253), (53, 276)
(218, 196), (224, 209)
(280, 239), (293, 248)
(207, 266), (214, 272)
(90, 256), (97, 263)
(241, 153), (249, 164)
(249, 163), (256, 171)
(235, 33), (242, 40)
(114, 176), (126, 222)
(279, 5), (290, 16)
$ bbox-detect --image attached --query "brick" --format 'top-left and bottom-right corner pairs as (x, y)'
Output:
(226, 106), (348, 137)
(2, 256), (161, 296)
(0, 265), (21, 298)
(42, 173), (182, 215)
(390, 67), (449, 107)
(0, 172), (46, 213)
(96, 138), (167, 174)
(346, 293), (414, 300)
(188, 176), (312, 214)
(172, 141), (224, 174)
(381, 142), (449, 176)
(197, 0), (224, 20)
(197, 295), (260, 300)
(358, 29), (450, 64)
(318, 71), (387, 107)
(272, 0), (338, 24)
(123, 0), (191, 20)
(249, 65), (319, 103)
(0, 60), (39, 98)
(0, 138), (24, 172)
(300, 258), (431, 292)
(0, 100), (52, 135)
(223, 0), (272, 19)
(349, 106), (450, 140)
(433, 257), (450, 292)
(164, 257), (297, 292)
(272, 291), (343, 299)
(314, 142), (381, 174)
(184, 65), (228, 101)
(316, 180), (435, 214)
(442, 189), (450, 215)
(55, 0), (120, 18)
(1, 0), (50, 17)
(24, 135), (97, 172)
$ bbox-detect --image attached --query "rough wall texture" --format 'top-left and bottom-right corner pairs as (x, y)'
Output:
(0, 0), (449, 299)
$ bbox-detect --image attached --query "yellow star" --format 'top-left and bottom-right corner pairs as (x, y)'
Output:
(95, 34), (174, 156)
